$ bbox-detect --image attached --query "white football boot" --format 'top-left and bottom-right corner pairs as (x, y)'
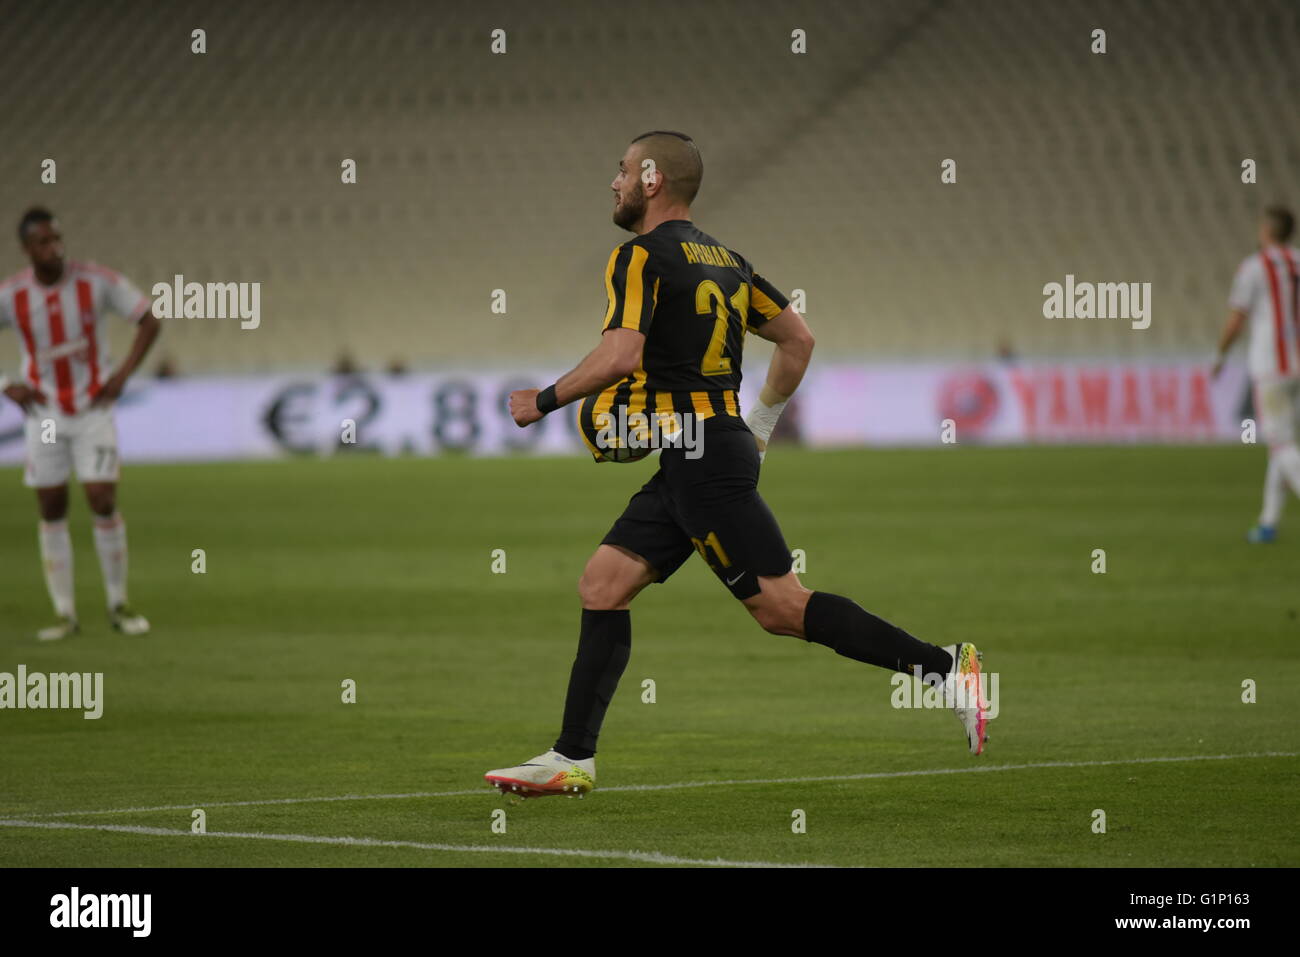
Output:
(110, 604), (151, 636)
(941, 643), (988, 756)
(36, 615), (79, 642)
(484, 749), (596, 799)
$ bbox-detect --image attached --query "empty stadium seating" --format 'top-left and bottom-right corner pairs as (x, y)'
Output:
(0, 0), (1294, 372)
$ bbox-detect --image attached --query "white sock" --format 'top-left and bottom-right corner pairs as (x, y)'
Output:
(1274, 444), (1300, 503)
(38, 519), (76, 619)
(93, 512), (129, 609)
(1259, 454), (1287, 527)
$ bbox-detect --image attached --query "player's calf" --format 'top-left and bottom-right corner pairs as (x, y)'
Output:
(771, 587), (988, 754)
(742, 571), (813, 637)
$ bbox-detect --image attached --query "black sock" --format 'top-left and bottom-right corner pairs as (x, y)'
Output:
(802, 591), (952, 684)
(554, 609), (632, 760)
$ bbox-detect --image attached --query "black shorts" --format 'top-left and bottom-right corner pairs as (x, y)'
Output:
(599, 422), (793, 600)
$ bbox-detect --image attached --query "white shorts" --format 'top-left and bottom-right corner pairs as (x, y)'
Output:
(1253, 376), (1300, 449)
(23, 404), (121, 488)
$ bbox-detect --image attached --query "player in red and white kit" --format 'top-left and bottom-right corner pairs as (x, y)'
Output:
(1213, 205), (1300, 543)
(0, 208), (161, 639)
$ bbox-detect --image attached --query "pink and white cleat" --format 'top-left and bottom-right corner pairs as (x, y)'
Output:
(941, 643), (989, 755)
(484, 749), (596, 799)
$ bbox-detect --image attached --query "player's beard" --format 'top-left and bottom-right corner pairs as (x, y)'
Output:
(613, 182), (647, 231)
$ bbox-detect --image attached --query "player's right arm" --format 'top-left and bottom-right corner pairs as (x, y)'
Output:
(508, 328), (644, 427)
(509, 241), (656, 428)
(1215, 256), (1258, 378)
(0, 292), (47, 412)
(1212, 308), (1248, 379)
(745, 304), (815, 459)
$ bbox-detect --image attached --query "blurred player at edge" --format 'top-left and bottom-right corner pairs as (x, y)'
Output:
(1213, 205), (1300, 543)
(0, 208), (161, 639)
(485, 132), (988, 799)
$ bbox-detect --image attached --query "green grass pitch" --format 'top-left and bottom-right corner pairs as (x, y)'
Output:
(1, 446), (1296, 867)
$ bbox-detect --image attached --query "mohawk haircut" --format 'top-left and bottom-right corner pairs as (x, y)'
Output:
(630, 130), (703, 204)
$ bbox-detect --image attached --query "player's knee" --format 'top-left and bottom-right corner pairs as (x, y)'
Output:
(578, 560), (631, 609)
(36, 485), (69, 520)
(578, 571), (631, 610)
(579, 546), (656, 609)
(747, 597), (798, 637)
(577, 569), (597, 605)
(86, 489), (116, 516)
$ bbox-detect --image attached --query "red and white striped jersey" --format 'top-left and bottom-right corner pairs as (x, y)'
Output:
(0, 261), (151, 415)
(1229, 245), (1300, 381)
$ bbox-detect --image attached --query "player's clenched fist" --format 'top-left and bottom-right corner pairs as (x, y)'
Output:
(509, 388), (544, 427)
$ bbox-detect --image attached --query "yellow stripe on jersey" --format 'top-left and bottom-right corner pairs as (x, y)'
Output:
(656, 408), (682, 440)
(602, 246), (657, 333)
(690, 390), (715, 420)
(601, 248), (621, 330)
(620, 246), (650, 331)
(751, 283), (783, 321)
(577, 384), (621, 460)
(593, 383), (617, 425)
(722, 390), (738, 417)
(626, 368), (648, 416)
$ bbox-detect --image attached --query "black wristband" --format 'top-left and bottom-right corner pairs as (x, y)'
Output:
(536, 384), (560, 415)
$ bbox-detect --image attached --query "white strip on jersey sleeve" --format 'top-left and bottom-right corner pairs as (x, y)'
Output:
(101, 268), (151, 322)
(1228, 257), (1257, 312)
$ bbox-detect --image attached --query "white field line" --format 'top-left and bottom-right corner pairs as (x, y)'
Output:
(15, 750), (1297, 820)
(0, 819), (822, 868)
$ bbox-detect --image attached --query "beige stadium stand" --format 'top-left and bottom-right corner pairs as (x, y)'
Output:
(0, 0), (1295, 373)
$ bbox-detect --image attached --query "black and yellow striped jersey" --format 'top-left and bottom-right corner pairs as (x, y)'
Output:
(578, 219), (789, 461)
